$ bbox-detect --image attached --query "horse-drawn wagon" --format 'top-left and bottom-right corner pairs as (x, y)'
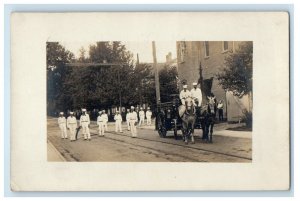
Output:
(155, 94), (203, 140)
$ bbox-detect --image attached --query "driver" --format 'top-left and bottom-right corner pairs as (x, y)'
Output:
(179, 84), (191, 105)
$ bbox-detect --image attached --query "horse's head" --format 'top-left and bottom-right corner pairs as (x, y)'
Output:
(185, 97), (195, 115)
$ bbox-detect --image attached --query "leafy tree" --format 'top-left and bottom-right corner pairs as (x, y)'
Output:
(46, 42), (74, 115)
(216, 41), (253, 98)
(159, 65), (179, 102)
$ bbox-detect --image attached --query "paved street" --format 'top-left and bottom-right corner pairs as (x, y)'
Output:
(47, 117), (252, 162)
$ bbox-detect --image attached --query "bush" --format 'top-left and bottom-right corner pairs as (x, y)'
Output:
(242, 109), (252, 128)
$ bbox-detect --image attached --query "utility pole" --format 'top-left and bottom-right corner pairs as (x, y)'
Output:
(152, 41), (160, 104)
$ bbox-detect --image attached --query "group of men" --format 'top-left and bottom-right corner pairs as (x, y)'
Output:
(57, 107), (153, 141)
(179, 82), (203, 107)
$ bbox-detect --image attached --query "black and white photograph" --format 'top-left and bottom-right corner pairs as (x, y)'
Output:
(10, 12), (289, 191)
(47, 41), (253, 162)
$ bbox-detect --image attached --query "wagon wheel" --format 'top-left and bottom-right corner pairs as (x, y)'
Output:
(157, 115), (167, 138)
(173, 119), (178, 140)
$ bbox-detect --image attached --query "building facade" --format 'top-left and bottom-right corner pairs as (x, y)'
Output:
(176, 41), (251, 122)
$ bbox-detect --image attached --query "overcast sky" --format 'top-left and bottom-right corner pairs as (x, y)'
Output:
(61, 41), (177, 63)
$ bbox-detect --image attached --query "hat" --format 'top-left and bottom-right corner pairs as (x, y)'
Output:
(82, 108), (86, 112)
(60, 112), (64, 115)
(70, 112), (74, 115)
(183, 85), (188, 89)
(98, 111), (102, 114)
(116, 110), (119, 113)
(147, 107), (150, 110)
(192, 82), (198, 86)
(102, 110), (105, 112)
(131, 106), (134, 109)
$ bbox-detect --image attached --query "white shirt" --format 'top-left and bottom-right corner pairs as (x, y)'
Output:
(129, 111), (138, 122)
(102, 113), (108, 122)
(217, 103), (224, 109)
(80, 114), (90, 126)
(146, 111), (152, 117)
(97, 115), (104, 125)
(114, 114), (122, 122)
(67, 116), (77, 128)
(190, 87), (203, 105)
(58, 117), (66, 124)
(139, 111), (145, 118)
(126, 113), (130, 121)
(180, 89), (191, 100)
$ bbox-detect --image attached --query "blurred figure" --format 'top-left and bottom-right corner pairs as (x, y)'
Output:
(114, 110), (123, 133)
(58, 112), (67, 139)
(138, 108), (145, 126)
(102, 110), (108, 131)
(80, 108), (91, 141)
(217, 100), (224, 121)
(129, 106), (138, 138)
(126, 109), (131, 131)
(97, 111), (105, 136)
(146, 107), (152, 126)
(67, 111), (77, 141)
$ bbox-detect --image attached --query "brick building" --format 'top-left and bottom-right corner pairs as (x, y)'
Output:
(176, 41), (252, 122)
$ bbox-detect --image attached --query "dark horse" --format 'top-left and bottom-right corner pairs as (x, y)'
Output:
(200, 99), (216, 143)
(179, 97), (196, 144)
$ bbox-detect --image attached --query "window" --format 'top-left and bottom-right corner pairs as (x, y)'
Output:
(223, 41), (229, 52)
(204, 41), (209, 57)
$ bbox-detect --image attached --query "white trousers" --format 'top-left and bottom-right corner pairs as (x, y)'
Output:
(115, 120), (122, 132)
(139, 117), (145, 126)
(126, 120), (130, 130)
(146, 117), (151, 125)
(81, 123), (90, 139)
(68, 124), (77, 141)
(129, 120), (137, 137)
(59, 123), (67, 138)
(104, 121), (108, 131)
(98, 122), (105, 136)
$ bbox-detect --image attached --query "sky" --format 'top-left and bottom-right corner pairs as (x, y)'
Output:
(61, 41), (177, 63)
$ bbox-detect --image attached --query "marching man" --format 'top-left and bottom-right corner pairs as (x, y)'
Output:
(114, 110), (123, 133)
(129, 106), (138, 138)
(146, 107), (152, 126)
(179, 84), (191, 105)
(102, 110), (108, 131)
(67, 111), (77, 141)
(80, 109), (91, 141)
(190, 82), (203, 107)
(138, 108), (145, 127)
(58, 112), (67, 139)
(97, 111), (105, 136)
(126, 109), (131, 131)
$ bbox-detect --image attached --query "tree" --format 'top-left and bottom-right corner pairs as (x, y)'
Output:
(78, 46), (87, 62)
(216, 41), (253, 98)
(46, 42), (74, 115)
(159, 65), (179, 102)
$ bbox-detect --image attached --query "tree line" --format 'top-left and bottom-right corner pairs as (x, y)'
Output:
(47, 41), (178, 116)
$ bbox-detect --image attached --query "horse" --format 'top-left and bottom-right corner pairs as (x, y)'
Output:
(200, 98), (216, 143)
(179, 97), (196, 144)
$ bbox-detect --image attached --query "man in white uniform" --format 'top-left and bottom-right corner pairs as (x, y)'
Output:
(114, 110), (123, 133)
(129, 106), (138, 137)
(179, 84), (191, 105)
(67, 111), (77, 141)
(138, 108), (145, 127)
(97, 111), (105, 136)
(146, 107), (152, 126)
(80, 108), (91, 141)
(102, 110), (108, 131)
(126, 109), (130, 131)
(190, 82), (203, 107)
(58, 112), (67, 139)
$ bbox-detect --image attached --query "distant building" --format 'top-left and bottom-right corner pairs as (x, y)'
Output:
(176, 41), (252, 122)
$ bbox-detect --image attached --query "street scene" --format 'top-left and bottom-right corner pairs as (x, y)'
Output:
(47, 41), (253, 162)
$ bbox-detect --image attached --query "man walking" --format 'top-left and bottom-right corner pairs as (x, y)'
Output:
(58, 112), (67, 139)
(80, 108), (91, 141)
(138, 108), (145, 127)
(102, 110), (108, 131)
(126, 109), (131, 131)
(67, 111), (77, 141)
(114, 110), (123, 133)
(146, 107), (152, 126)
(129, 106), (138, 138)
(97, 111), (105, 136)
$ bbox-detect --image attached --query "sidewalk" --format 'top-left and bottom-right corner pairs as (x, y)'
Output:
(47, 140), (66, 161)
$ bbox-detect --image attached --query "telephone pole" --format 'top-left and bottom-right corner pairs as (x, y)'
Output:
(152, 41), (161, 104)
